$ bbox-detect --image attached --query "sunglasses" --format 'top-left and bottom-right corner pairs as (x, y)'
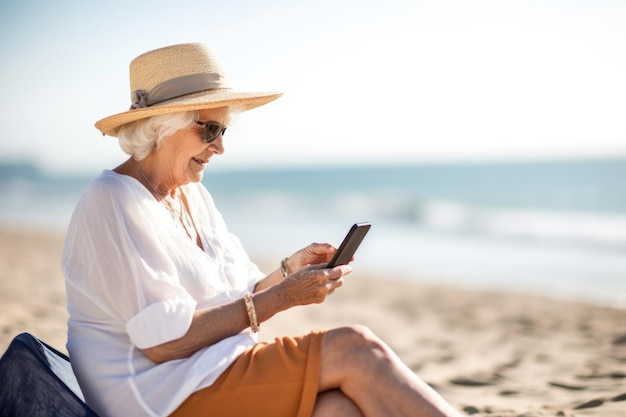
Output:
(195, 121), (227, 143)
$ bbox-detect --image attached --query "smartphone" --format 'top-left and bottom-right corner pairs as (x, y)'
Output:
(326, 222), (371, 268)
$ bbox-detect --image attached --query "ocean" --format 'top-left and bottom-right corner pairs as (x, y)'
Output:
(2, 158), (625, 307)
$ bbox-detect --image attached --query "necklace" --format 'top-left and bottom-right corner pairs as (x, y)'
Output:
(133, 158), (182, 221)
(134, 158), (160, 196)
(133, 159), (199, 245)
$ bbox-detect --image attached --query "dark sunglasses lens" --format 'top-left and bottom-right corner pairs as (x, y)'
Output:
(202, 123), (226, 143)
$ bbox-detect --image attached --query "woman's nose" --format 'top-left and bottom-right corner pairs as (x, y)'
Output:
(209, 135), (225, 154)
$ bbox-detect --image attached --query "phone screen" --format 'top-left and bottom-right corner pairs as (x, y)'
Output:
(327, 222), (371, 268)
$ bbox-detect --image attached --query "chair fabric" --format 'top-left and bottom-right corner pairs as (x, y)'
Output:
(0, 333), (99, 417)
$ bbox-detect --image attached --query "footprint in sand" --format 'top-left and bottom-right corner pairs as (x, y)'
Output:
(573, 398), (604, 409)
(612, 334), (626, 345)
(449, 376), (496, 387)
(572, 392), (626, 409)
(611, 392), (626, 401)
(548, 381), (589, 391)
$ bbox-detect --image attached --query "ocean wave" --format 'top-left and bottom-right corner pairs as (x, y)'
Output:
(219, 189), (626, 250)
(413, 198), (626, 248)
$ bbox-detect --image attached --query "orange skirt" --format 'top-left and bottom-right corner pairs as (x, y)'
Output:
(169, 330), (325, 417)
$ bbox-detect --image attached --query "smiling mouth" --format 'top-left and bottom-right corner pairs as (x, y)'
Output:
(192, 157), (208, 166)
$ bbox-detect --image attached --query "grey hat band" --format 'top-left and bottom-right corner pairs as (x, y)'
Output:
(130, 73), (229, 109)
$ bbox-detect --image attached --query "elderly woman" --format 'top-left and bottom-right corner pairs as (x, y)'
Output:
(62, 43), (461, 417)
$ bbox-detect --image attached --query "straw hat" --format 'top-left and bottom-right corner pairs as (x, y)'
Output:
(95, 43), (282, 137)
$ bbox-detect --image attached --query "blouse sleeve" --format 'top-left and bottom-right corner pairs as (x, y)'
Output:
(63, 174), (197, 349)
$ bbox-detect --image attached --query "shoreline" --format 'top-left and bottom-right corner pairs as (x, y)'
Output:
(1, 226), (625, 416)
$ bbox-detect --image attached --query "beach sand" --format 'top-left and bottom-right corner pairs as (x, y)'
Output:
(1, 226), (625, 416)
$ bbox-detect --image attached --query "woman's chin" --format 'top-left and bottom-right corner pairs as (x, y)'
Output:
(186, 172), (204, 184)
(187, 162), (207, 183)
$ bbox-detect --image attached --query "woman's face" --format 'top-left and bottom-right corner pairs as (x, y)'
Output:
(156, 107), (229, 186)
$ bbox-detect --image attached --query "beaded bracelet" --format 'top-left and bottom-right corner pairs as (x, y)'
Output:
(243, 293), (259, 333)
(280, 257), (290, 278)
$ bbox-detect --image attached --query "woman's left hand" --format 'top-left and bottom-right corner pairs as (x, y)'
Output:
(283, 243), (335, 275)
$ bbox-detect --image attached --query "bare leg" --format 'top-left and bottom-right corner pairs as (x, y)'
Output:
(312, 389), (364, 417)
(319, 325), (462, 417)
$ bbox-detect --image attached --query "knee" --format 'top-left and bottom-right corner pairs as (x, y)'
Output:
(337, 324), (378, 344)
(328, 325), (391, 362)
(321, 325), (397, 386)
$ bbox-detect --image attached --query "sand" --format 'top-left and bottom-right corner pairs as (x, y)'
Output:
(1, 226), (625, 416)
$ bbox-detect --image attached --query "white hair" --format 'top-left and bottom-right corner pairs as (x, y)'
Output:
(117, 111), (198, 160)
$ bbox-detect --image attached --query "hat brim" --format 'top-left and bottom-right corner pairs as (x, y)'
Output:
(95, 89), (283, 137)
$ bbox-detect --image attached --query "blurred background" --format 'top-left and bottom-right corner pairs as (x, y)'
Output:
(1, 0), (625, 306)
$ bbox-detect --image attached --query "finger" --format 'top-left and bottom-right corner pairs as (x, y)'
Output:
(330, 277), (343, 289)
(328, 264), (352, 278)
(300, 262), (329, 272)
(310, 242), (334, 252)
(308, 243), (336, 260)
(326, 284), (335, 296)
(326, 277), (343, 296)
(303, 260), (349, 272)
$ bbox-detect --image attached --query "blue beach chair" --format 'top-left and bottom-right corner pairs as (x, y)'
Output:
(0, 333), (99, 417)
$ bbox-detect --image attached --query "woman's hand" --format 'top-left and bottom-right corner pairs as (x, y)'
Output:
(278, 263), (351, 307)
(282, 243), (336, 275)
(253, 242), (345, 294)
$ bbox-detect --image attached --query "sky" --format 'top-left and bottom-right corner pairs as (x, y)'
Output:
(1, 0), (626, 174)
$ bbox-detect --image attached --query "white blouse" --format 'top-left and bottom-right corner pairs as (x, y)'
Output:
(62, 170), (265, 417)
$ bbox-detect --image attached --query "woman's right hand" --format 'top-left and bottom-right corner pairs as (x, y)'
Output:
(277, 263), (352, 307)
(282, 242), (336, 275)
